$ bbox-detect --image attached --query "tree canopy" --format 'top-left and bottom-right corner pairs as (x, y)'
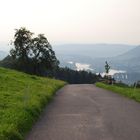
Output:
(10, 27), (59, 75)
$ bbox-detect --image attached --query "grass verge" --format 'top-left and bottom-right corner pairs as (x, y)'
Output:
(96, 82), (140, 102)
(0, 67), (66, 140)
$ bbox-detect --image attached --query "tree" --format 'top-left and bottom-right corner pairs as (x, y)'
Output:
(10, 27), (33, 60)
(105, 61), (110, 74)
(104, 61), (114, 84)
(30, 34), (59, 75)
(10, 27), (33, 72)
(10, 27), (59, 75)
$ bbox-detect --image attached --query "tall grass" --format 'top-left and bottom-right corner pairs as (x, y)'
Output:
(96, 82), (140, 102)
(0, 67), (66, 140)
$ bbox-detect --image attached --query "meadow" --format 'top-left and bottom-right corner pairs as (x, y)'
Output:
(0, 67), (65, 140)
(96, 82), (140, 102)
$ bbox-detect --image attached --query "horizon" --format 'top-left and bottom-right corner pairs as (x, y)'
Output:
(0, 42), (139, 52)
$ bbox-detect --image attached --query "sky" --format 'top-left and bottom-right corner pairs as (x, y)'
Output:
(0, 0), (140, 49)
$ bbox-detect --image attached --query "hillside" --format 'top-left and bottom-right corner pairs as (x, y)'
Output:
(115, 46), (140, 60)
(110, 46), (140, 72)
(53, 44), (136, 71)
(104, 46), (140, 72)
(56, 44), (138, 68)
(92, 46), (140, 84)
(54, 45), (140, 84)
(0, 67), (65, 140)
(54, 44), (136, 58)
(0, 51), (7, 60)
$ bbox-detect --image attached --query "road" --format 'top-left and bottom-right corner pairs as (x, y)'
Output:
(26, 84), (140, 140)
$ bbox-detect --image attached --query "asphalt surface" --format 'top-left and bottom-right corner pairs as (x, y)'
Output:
(26, 84), (140, 140)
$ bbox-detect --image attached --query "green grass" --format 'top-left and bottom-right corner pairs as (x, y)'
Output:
(0, 67), (66, 140)
(96, 82), (140, 102)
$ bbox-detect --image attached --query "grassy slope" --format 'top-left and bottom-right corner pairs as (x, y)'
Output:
(96, 82), (140, 102)
(0, 67), (66, 140)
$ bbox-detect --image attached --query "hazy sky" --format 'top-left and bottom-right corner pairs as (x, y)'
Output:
(0, 0), (140, 46)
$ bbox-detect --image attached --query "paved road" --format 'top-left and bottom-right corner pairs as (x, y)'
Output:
(26, 84), (140, 140)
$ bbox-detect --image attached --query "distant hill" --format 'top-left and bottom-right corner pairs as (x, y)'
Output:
(0, 42), (11, 60)
(92, 46), (140, 71)
(54, 44), (140, 84)
(111, 46), (140, 72)
(92, 46), (140, 84)
(54, 44), (136, 58)
(114, 46), (140, 60)
(0, 50), (8, 60)
(54, 43), (136, 71)
(54, 44), (137, 71)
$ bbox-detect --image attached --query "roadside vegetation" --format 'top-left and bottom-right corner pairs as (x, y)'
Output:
(0, 67), (66, 140)
(96, 82), (140, 102)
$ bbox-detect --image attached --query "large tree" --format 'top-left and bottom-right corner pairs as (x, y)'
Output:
(10, 27), (59, 75)
(30, 34), (59, 75)
(10, 27), (33, 72)
(10, 27), (33, 60)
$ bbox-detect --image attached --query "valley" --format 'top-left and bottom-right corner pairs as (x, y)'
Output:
(53, 44), (140, 84)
